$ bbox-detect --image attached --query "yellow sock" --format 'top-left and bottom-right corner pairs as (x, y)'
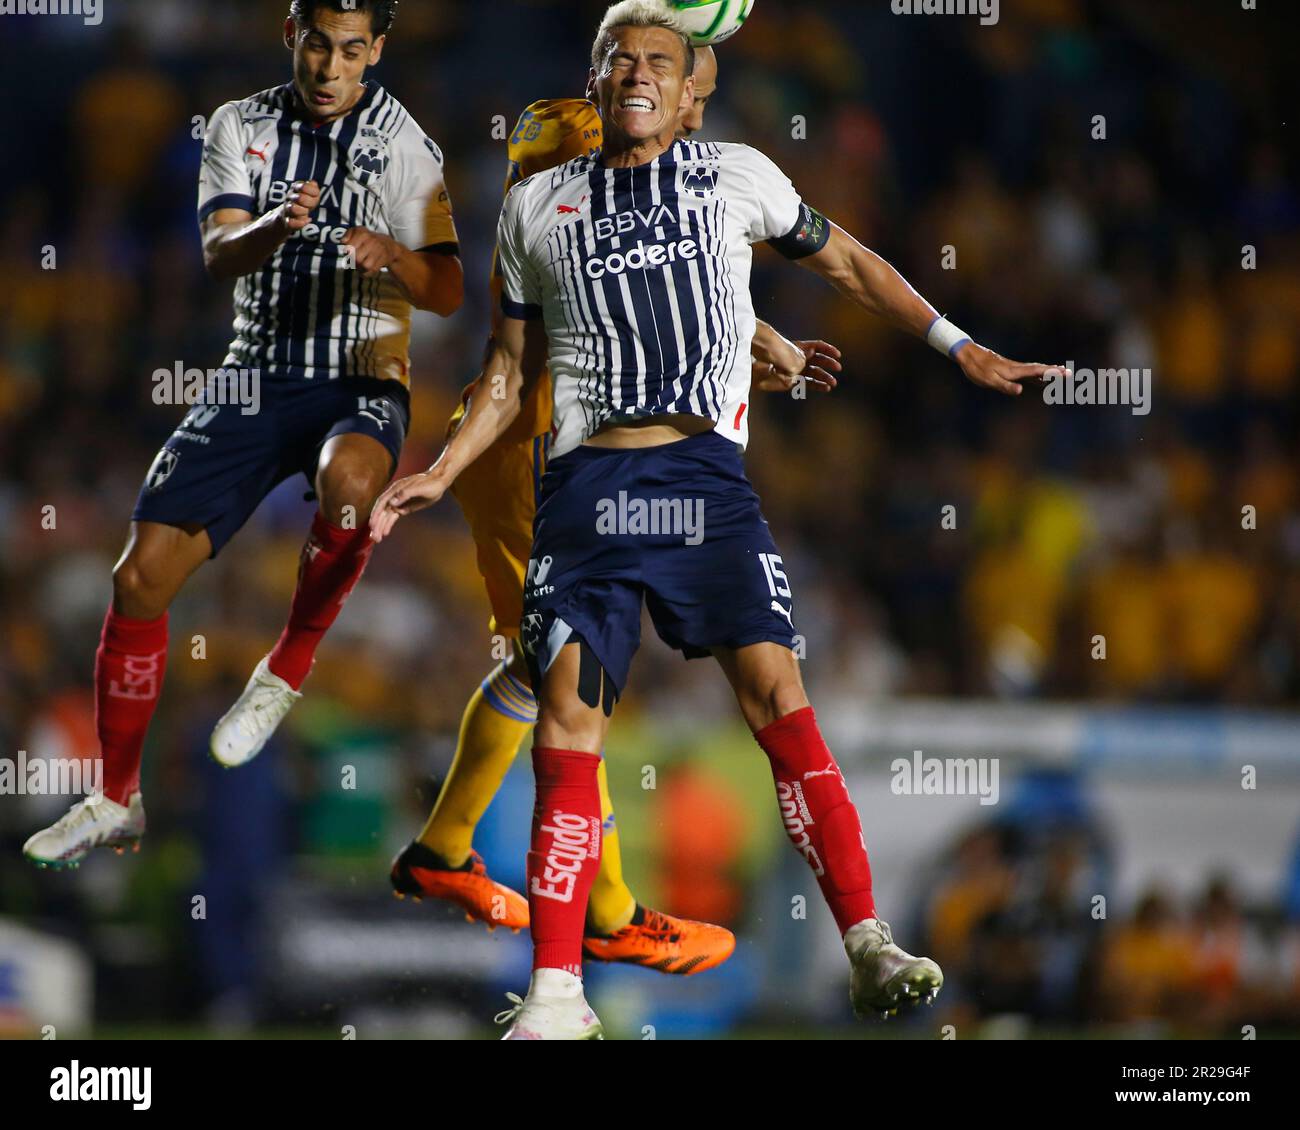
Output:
(418, 663), (535, 865)
(586, 757), (637, 933)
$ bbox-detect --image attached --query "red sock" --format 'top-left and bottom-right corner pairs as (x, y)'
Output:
(527, 747), (603, 976)
(95, 608), (168, 806)
(267, 512), (374, 690)
(755, 706), (876, 935)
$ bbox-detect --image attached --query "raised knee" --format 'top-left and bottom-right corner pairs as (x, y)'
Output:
(318, 468), (385, 526)
(113, 552), (171, 613)
(535, 700), (603, 754)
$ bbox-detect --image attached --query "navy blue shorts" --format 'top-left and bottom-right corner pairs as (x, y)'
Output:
(520, 431), (797, 698)
(132, 376), (408, 557)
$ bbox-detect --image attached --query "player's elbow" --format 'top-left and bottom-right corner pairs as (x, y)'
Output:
(430, 285), (464, 317)
(202, 248), (240, 282)
(421, 256), (464, 317)
(420, 291), (462, 318)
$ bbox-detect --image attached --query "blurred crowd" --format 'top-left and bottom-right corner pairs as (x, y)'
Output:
(0, 0), (1296, 1032)
(926, 817), (1300, 1035)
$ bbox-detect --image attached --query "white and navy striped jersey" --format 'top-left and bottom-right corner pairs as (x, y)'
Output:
(496, 139), (806, 458)
(198, 82), (457, 388)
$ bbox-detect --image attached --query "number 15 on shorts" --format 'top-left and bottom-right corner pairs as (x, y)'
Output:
(759, 552), (791, 598)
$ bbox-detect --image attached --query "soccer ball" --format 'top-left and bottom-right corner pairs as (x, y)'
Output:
(666, 0), (755, 47)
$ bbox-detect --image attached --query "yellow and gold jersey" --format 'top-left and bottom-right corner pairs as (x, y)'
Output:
(449, 99), (603, 446)
(449, 100), (602, 636)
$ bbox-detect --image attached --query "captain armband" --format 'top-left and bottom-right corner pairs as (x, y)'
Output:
(767, 203), (832, 260)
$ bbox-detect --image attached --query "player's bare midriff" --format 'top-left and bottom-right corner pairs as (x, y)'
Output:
(584, 413), (715, 449)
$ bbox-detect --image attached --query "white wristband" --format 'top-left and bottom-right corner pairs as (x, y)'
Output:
(926, 315), (972, 359)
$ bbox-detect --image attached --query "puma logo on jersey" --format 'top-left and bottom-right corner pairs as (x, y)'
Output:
(556, 195), (587, 216)
(771, 600), (793, 627)
(246, 144), (270, 163)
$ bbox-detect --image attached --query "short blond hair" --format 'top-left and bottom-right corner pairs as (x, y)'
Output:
(591, 1), (695, 74)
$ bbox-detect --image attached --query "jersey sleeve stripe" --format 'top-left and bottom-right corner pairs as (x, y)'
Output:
(502, 294), (543, 320)
(199, 193), (257, 222)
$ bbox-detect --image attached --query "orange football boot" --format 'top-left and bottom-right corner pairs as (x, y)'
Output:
(390, 841), (530, 932)
(583, 906), (735, 975)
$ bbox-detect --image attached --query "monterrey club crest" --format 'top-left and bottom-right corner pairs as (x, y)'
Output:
(352, 128), (391, 183)
(145, 448), (179, 492)
(683, 164), (719, 197)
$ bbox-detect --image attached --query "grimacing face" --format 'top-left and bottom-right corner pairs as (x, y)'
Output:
(678, 46), (717, 138)
(590, 25), (695, 147)
(285, 7), (384, 122)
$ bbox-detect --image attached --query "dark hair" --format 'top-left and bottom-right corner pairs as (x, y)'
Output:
(289, 0), (399, 37)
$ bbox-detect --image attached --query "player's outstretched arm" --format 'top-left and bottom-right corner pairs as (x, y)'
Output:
(369, 314), (548, 543)
(798, 224), (1066, 396)
(751, 319), (841, 394)
(201, 179), (321, 280)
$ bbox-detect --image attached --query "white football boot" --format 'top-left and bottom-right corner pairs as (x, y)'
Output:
(845, 917), (944, 1019)
(495, 969), (605, 1040)
(209, 655), (302, 768)
(23, 792), (146, 869)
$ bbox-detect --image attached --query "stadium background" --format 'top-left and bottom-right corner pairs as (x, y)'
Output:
(1, 0), (1298, 1039)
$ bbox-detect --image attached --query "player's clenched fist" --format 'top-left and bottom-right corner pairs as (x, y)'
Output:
(369, 470), (449, 543)
(343, 228), (402, 277)
(276, 179), (320, 233)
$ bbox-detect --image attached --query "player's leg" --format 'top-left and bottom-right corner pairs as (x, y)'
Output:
(99, 520), (214, 797)
(390, 438), (539, 927)
(269, 429), (388, 680)
(499, 438), (662, 1038)
(634, 431), (938, 1014)
(211, 383), (405, 766)
(24, 521), (214, 868)
(25, 389), (278, 868)
(386, 423), (689, 952)
(580, 751), (737, 974)
(499, 637), (612, 1040)
(585, 759), (637, 931)
(417, 644), (536, 864)
(713, 640), (943, 1017)
(391, 641), (534, 930)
